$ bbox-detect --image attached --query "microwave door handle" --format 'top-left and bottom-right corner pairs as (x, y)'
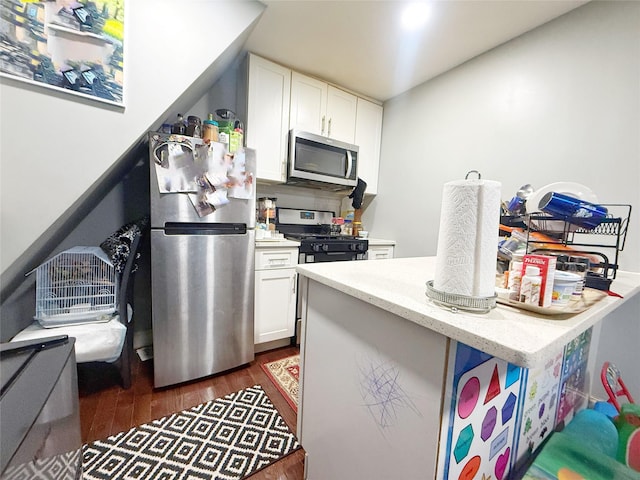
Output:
(345, 150), (353, 179)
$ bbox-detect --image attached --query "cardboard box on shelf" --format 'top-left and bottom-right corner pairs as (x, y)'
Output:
(522, 254), (557, 307)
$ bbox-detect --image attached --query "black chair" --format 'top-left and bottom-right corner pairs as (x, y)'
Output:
(12, 229), (143, 389)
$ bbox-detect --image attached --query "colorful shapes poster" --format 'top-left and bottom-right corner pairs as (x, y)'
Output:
(438, 342), (523, 480)
(514, 348), (564, 465)
(556, 329), (593, 426)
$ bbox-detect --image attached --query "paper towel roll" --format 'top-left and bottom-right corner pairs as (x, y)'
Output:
(433, 178), (502, 298)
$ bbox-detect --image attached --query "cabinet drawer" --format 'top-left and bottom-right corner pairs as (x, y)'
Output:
(367, 245), (394, 260)
(255, 249), (298, 269)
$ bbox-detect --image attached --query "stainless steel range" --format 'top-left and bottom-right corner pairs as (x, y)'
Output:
(275, 207), (369, 343)
(275, 208), (368, 263)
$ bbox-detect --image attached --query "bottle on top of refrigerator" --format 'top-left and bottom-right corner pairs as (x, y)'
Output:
(186, 116), (202, 138)
(171, 114), (187, 134)
(519, 266), (542, 305)
(202, 114), (219, 142)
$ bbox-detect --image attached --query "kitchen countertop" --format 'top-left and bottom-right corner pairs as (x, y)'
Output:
(296, 256), (640, 368)
(256, 238), (394, 248)
(255, 238), (300, 248)
(366, 238), (396, 246)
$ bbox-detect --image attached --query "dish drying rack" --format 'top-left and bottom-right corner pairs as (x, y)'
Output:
(518, 203), (631, 284)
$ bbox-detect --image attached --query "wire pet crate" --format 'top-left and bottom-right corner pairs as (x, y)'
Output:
(31, 247), (118, 327)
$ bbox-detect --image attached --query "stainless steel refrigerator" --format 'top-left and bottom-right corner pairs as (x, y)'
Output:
(148, 132), (255, 388)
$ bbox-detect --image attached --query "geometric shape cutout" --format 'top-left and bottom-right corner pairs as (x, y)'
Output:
(458, 455), (481, 480)
(505, 363), (520, 389)
(501, 392), (517, 425)
(489, 427), (509, 460)
(495, 446), (511, 480)
(481, 406), (498, 441)
(485, 364), (502, 404)
(458, 377), (481, 420)
(454, 424), (474, 464)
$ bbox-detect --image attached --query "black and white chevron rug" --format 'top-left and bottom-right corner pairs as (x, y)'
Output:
(82, 385), (300, 480)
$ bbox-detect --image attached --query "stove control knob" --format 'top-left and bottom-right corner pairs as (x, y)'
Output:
(322, 244), (329, 252)
(312, 243), (322, 252)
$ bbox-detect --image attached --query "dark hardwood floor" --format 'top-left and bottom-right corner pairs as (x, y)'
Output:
(78, 345), (305, 479)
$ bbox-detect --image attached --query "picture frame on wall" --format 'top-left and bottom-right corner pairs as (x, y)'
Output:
(0, 0), (125, 107)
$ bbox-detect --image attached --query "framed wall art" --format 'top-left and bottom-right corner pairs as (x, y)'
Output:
(0, 0), (125, 106)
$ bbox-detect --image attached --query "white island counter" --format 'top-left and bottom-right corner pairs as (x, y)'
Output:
(295, 256), (640, 480)
(297, 256), (639, 368)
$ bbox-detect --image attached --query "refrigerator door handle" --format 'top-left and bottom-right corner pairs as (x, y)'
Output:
(164, 223), (247, 235)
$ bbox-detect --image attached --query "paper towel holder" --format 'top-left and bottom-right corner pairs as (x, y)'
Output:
(465, 170), (481, 180)
(425, 280), (496, 314)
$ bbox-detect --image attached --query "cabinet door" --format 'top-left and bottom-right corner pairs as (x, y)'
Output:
(355, 98), (383, 194)
(326, 86), (357, 144)
(247, 54), (291, 182)
(290, 72), (327, 136)
(255, 268), (297, 344)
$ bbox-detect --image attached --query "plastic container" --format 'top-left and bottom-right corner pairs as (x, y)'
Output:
(202, 114), (219, 142)
(214, 109), (237, 146)
(551, 270), (581, 305)
(229, 128), (243, 153)
(186, 116), (202, 138)
(519, 265), (542, 305)
(507, 256), (524, 301)
(257, 197), (277, 224)
(341, 219), (353, 236)
(564, 262), (587, 296)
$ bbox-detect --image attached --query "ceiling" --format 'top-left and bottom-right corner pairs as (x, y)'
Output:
(244, 0), (589, 102)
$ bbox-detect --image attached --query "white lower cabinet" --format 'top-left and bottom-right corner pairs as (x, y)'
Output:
(254, 248), (298, 345)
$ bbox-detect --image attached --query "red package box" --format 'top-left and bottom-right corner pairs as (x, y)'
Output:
(522, 254), (557, 307)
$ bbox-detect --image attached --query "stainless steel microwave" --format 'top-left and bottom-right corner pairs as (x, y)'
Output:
(287, 129), (359, 191)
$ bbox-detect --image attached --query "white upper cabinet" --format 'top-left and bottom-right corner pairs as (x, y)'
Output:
(242, 54), (382, 190)
(289, 72), (327, 136)
(246, 54), (291, 182)
(355, 98), (383, 195)
(290, 72), (357, 144)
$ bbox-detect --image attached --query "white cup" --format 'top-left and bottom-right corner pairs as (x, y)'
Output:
(358, 231), (369, 239)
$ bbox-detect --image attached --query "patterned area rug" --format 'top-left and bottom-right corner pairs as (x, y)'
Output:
(261, 355), (300, 412)
(82, 385), (300, 480)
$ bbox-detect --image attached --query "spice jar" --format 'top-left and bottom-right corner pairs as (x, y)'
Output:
(186, 115), (202, 138)
(202, 114), (219, 143)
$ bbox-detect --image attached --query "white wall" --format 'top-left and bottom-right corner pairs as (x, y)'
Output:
(589, 294), (640, 405)
(0, 0), (265, 274)
(368, 1), (640, 273)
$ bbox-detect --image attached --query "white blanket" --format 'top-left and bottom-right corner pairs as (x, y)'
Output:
(12, 317), (127, 363)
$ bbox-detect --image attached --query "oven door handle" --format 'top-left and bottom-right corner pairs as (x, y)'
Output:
(345, 150), (353, 179)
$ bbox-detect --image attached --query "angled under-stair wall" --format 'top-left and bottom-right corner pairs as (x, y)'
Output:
(0, 0), (265, 337)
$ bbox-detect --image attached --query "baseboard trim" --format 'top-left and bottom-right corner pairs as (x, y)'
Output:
(254, 338), (291, 354)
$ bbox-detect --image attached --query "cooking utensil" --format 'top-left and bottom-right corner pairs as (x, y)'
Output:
(349, 178), (367, 236)
(516, 183), (534, 199)
(349, 178), (367, 209)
